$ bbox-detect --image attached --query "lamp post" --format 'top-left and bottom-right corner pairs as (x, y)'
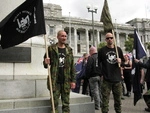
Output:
(86, 5), (98, 46)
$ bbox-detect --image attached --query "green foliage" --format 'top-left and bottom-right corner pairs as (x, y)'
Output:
(124, 37), (134, 52)
(145, 42), (150, 50)
(98, 42), (106, 50)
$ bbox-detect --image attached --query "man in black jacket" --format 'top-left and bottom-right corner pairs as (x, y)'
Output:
(135, 58), (150, 112)
(85, 46), (101, 110)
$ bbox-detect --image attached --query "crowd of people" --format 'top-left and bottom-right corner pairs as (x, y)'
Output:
(43, 30), (150, 113)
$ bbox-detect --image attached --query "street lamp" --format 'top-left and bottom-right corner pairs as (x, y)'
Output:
(86, 4), (98, 46)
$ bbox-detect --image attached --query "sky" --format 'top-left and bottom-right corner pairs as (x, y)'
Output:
(43, 0), (150, 24)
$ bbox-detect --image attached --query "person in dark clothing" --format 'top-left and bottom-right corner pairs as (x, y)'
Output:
(135, 58), (150, 112)
(122, 54), (132, 97)
(85, 46), (101, 110)
(98, 32), (124, 113)
(72, 53), (88, 93)
(80, 53), (90, 95)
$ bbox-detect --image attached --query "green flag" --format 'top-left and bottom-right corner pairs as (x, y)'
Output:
(100, 0), (113, 33)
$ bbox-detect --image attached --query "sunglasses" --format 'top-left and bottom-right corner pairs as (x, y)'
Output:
(106, 37), (113, 40)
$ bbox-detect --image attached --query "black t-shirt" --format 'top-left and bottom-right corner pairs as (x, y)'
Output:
(123, 62), (132, 77)
(98, 46), (124, 82)
(58, 47), (66, 84)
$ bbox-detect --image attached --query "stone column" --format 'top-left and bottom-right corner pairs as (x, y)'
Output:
(145, 33), (148, 42)
(147, 34), (149, 42)
(74, 28), (77, 55)
(96, 30), (100, 48)
(86, 29), (89, 54)
(126, 33), (128, 40)
(145, 34), (149, 56)
(116, 32), (120, 47)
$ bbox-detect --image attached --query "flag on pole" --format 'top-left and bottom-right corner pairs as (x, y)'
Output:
(100, 0), (121, 67)
(132, 29), (146, 106)
(0, 0), (46, 49)
(100, 0), (113, 33)
(134, 30), (146, 59)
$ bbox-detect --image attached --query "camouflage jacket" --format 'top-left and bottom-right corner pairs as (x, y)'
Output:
(43, 43), (76, 91)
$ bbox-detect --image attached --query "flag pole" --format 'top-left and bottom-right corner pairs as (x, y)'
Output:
(44, 35), (55, 113)
(100, 0), (120, 67)
(112, 29), (120, 67)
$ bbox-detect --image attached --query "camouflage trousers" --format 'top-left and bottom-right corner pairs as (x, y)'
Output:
(143, 89), (150, 108)
(50, 83), (70, 113)
(101, 80), (122, 113)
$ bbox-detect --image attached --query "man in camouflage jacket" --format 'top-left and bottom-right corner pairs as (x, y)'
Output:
(43, 30), (76, 113)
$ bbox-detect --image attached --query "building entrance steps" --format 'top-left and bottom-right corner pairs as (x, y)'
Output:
(0, 92), (95, 113)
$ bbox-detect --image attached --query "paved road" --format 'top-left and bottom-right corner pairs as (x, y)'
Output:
(95, 89), (148, 113)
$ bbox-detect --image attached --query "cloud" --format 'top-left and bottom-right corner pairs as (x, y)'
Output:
(44, 0), (150, 24)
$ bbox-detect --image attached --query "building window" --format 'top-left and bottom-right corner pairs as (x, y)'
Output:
(77, 44), (81, 53)
(89, 32), (91, 41)
(99, 32), (101, 41)
(65, 31), (68, 40)
(89, 45), (92, 48)
(141, 36), (143, 42)
(49, 26), (54, 35)
(65, 31), (68, 35)
(77, 32), (80, 40)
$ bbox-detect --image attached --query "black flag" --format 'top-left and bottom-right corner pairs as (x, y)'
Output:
(132, 29), (146, 106)
(0, 0), (46, 49)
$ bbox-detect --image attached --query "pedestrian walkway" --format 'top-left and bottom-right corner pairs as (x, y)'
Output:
(95, 89), (148, 113)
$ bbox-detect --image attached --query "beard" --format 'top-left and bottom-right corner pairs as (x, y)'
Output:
(108, 41), (113, 45)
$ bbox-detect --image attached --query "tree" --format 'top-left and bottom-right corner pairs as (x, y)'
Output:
(145, 42), (150, 50)
(124, 37), (134, 52)
(98, 42), (106, 50)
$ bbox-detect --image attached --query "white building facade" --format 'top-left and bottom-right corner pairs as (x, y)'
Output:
(0, 1), (150, 100)
(44, 3), (150, 60)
